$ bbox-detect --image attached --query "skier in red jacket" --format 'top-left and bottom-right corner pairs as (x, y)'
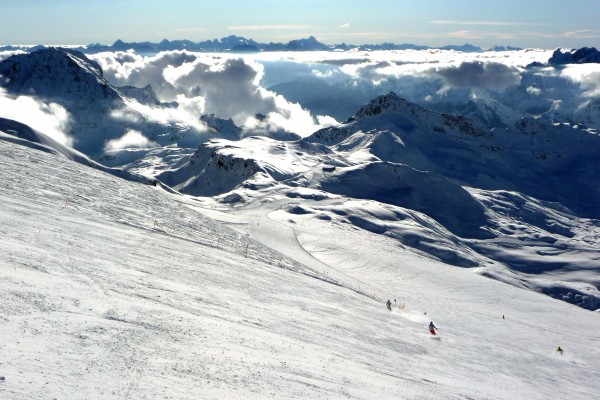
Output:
(429, 321), (437, 335)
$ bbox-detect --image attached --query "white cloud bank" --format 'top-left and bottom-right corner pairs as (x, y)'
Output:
(434, 61), (522, 89)
(91, 51), (336, 137)
(89, 48), (576, 138)
(561, 64), (600, 97)
(0, 88), (73, 146)
(104, 129), (155, 152)
(3, 47), (591, 150)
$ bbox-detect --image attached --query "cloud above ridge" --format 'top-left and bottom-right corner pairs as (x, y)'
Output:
(91, 51), (334, 136)
(104, 129), (155, 152)
(0, 88), (72, 146)
(434, 61), (522, 90)
(560, 64), (600, 96)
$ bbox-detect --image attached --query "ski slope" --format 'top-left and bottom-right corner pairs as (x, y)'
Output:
(1, 138), (600, 399)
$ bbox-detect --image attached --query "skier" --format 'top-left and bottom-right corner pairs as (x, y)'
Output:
(556, 346), (563, 355)
(429, 321), (437, 335)
(386, 299), (392, 311)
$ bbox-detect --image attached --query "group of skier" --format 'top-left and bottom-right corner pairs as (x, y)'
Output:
(384, 300), (564, 353)
(386, 299), (438, 335)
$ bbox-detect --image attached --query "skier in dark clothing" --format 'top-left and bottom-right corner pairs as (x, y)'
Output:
(429, 321), (437, 335)
(386, 299), (392, 311)
(556, 346), (563, 355)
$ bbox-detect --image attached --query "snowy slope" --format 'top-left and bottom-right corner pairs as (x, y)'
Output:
(574, 98), (600, 129)
(0, 117), (151, 184)
(156, 92), (600, 310)
(1, 133), (600, 399)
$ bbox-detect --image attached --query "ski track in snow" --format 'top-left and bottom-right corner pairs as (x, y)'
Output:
(1, 140), (600, 399)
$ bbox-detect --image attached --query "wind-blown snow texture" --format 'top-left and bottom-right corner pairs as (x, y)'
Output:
(2, 127), (600, 400)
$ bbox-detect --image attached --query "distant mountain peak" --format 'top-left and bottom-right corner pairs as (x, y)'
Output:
(119, 84), (160, 105)
(285, 36), (330, 51)
(308, 92), (488, 148)
(548, 47), (600, 65)
(355, 92), (416, 118)
(200, 114), (242, 140)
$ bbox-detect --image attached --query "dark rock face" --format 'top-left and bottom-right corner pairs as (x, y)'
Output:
(549, 47), (600, 65)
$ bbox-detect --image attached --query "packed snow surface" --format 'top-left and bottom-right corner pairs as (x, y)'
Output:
(1, 131), (600, 399)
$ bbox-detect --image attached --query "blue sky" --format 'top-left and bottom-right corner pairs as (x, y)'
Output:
(2, 0), (599, 48)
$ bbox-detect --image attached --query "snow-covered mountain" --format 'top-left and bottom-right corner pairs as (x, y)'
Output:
(0, 48), (206, 156)
(574, 97), (600, 128)
(157, 136), (325, 196)
(548, 47), (600, 65)
(2, 108), (600, 400)
(118, 84), (161, 106)
(200, 114), (243, 141)
(0, 48), (126, 153)
(310, 92), (600, 217)
(157, 92), (600, 311)
(433, 96), (524, 128)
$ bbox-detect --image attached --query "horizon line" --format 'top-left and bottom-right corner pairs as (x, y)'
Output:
(0, 36), (577, 51)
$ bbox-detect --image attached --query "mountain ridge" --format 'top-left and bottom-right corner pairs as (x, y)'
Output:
(1, 36), (532, 54)
(0, 47), (209, 156)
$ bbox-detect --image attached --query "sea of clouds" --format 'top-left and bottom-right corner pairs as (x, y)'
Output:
(2, 48), (600, 149)
(91, 51), (336, 137)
